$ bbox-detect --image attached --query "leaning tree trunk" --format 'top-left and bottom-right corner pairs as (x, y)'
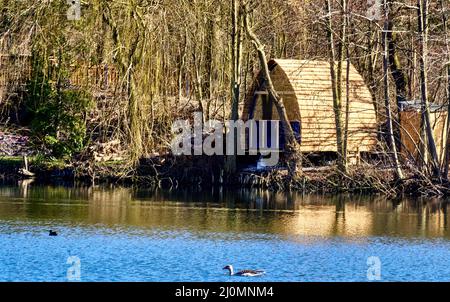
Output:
(242, 4), (300, 176)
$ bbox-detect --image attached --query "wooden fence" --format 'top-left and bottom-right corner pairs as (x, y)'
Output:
(0, 54), (121, 104)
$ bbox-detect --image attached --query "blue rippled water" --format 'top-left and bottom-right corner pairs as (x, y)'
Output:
(0, 185), (449, 281)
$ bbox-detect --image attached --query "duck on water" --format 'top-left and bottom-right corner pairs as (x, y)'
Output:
(48, 230), (58, 236)
(223, 265), (265, 277)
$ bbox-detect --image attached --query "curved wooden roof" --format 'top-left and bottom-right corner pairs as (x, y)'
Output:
(242, 59), (378, 153)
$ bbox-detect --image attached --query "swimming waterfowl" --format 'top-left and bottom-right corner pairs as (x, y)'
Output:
(48, 230), (58, 236)
(223, 265), (265, 277)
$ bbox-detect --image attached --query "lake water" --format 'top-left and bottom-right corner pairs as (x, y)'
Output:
(0, 180), (449, 282)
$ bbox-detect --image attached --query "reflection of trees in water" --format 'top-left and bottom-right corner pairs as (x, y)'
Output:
(1, 185), (450, 238)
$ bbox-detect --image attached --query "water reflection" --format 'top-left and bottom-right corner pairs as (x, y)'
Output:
(0, 184), (449, 239)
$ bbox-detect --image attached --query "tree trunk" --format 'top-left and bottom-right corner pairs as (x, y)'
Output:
(225, 0), (243, 175)
(342, 0), (350, 162)
(343, 40), (351, 162)
(383, 0), (404, 180)
(101, 1), (143, 162)
(178, 30), (187, 103)
(440, 0), (450, 178)
(418, 0), (440, 178)
(366, 22), (379, 122)
(387, 0), (409, 108)
(385, 0), (410, 151)
(324, 0), (346, 173)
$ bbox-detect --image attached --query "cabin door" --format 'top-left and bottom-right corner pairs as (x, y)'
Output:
(261, 93), (273, 120)
(249, 91), (272, 120)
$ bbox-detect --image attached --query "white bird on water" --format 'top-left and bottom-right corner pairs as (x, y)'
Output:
(223, 265), (265, 277)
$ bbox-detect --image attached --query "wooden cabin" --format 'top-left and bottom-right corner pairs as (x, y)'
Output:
(242, 59), (378, 162)
(399, 100), (448, 163)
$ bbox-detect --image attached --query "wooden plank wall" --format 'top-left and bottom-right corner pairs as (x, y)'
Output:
(69, 65), (120, 91)
(400, 110), (448, 163)
(0, 54), (31, 103)
(0, 54), (120, 103)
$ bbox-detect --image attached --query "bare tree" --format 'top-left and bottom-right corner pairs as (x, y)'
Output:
(242, 2), (300, 176)
(441, 0), (450, 178)
(383, 0), (404, 180)
(324, 0), (346, 173)
(225, 0), (244, 174)
(386, 0), (410, 109)
(418, 0), (440, 178)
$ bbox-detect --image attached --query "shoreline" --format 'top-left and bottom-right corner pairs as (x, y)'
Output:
(0, 155), (443, 198)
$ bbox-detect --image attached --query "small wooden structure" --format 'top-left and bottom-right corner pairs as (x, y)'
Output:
(242, 59), (378, 159)
(69, 64), (120, 92)
(0, 54), (120, 103)
(0, 54), (31, 104)
(399, 100), (448, 162)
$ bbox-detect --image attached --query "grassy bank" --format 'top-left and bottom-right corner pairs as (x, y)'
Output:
(0, 156), (67, 179)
